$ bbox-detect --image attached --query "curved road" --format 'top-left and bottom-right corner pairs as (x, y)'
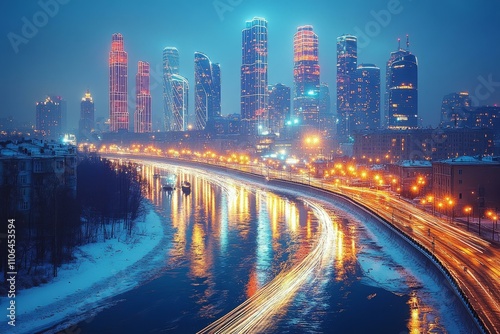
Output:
(109, 154), (498, 333)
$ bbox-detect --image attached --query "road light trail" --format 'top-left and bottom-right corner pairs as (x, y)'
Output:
(198, 199), (336, 334)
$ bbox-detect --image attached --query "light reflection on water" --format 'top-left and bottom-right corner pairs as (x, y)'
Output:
(73, 161), (451, 333)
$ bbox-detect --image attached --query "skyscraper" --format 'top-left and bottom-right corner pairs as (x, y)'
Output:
(79, 90), (95, 136)
(241, 17), (268, 138)
(36, 96), (62, 138)
(319, 83), (335, 139)
(268, 83), (291, 135)
(171, 74), (189, 131)
(386, 36), (418, 129)
(163, 47), (179, 131)
(134, 61), (152, 133)
(109, 33), (128, 132)
(336, 34), (358, 141)
(194, 52), (221, 131)
(293, 25), (320, 128)
(355, 64), (380, 130)
(440, 92), (472, 128)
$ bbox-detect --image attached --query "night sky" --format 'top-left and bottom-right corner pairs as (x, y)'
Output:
(1, 0), (499, 130)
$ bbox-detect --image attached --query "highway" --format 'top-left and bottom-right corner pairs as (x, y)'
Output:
(108, 153), (499, 333)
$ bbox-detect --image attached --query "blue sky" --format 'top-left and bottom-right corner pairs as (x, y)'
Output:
(1, 0), (499, 130)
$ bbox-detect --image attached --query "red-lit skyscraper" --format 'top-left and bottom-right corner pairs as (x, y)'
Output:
(293, 25), (320, 128)
(134, 61), (152, 133)
(109, 33), (128, 132)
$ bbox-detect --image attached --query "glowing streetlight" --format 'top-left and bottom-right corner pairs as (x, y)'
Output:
(464, 206), (472, 230)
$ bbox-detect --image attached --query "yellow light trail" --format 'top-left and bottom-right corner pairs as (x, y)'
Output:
(197, 199), (336, 333)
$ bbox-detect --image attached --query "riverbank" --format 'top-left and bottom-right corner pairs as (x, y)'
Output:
(0, 203), (165, 334)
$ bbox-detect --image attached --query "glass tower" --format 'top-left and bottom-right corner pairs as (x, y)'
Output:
(134, 61), (152, 133)
(171, 74), (189, 131)
(355, 64), (380, 130)
(241, 17), (268, 138)
(387, 52), (418, 129)
(293, 25), (320, 128)
(336, 34), (358, 141)
(268, 83), (291, 135)
(194, 52), (221, 131)
(109, 33), (128, 132)
(163, 47), (180, 131)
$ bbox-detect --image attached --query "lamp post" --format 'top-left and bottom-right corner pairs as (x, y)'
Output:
(464, 206), (472, 231)
(427, 195), (435, 215)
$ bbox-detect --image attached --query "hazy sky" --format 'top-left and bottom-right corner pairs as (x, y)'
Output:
(1, 0), (499, 130)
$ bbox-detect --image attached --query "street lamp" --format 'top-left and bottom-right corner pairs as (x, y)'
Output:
(464, 206), (472, 231)
(447, 199), (454, 223)
(427, 195), (435, 215)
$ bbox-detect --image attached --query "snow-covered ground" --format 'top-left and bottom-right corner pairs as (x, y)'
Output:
(0, 205), (166, 334)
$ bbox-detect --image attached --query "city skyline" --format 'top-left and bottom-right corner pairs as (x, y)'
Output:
(1, 1), (500, 131)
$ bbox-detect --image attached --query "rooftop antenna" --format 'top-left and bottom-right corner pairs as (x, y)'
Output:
(406, 34), (410, 51)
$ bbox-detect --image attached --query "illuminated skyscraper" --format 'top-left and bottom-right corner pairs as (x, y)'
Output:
(336, 34), (358, 141)
(440, 92), (472, 128)
(109, 33), (128, 132)
(36, 96), (62, 138)
(268, 83), (291, 134)
(171, 74), (189, 131)
(194, 52), (221, 130)
(355, 64), (380, 130)
(387, 37), (418, 129)
(293, 25), (320, 128)
(79, 90), (94, 135)
(163, 47), (181, 131)
(385, 36), (418, 129)
(241, 17), (268, 138)
(319, 83), (335, 139)
(134, 61), (152, 133)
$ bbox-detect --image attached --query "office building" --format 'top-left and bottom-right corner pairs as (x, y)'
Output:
(134, 61), (152, 133)
(109, 33), (129, 132)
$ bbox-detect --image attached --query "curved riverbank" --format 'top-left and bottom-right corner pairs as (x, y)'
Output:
(0, 204), (166, 334)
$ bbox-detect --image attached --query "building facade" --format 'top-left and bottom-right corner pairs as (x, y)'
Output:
(353, 128), (495, 161)
(440, 92), (472, 128)
(109, 33), (129, 132)
(134, 61), (152, 133)
(355, 64), (380, 131)
(387, 37), (418, 129)
(79, 90), (95, 137)
(293, 25), (320, 129)
(336, 34), (358, 142)
(163, 47), (179, 131)
(241, 17), (268, 138)
(36, 96), (62, 139)
(194, 52), (221, 131)
(171, 74), (189, 132)
(268, 83), (291, 135)
(432, 157), (500, 216)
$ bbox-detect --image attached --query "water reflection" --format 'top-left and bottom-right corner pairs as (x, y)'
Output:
(80, 160), (449, 333)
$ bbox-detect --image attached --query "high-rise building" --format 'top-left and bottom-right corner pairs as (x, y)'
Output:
(163, 47), (180, 131)
(386, 36), (418, 129)
(212, 63), (221, 117)
(440, 92), (472, 128)
(319, 83), (335, 139)
(109, 33), (128, 132)
(241, 17), (268, 138)
(79, 90), (95, 136)
(171, 74), (189, 131)
(194, 52), (221, 131)
(36, 96), (62, 138)
(293, 25), (320, 128)
(134, 61), (152, 133)
(336, 34), (358, 141)
(384, 39), (410, 128)
(268, 83), (291, 135)
(355, 64), (380, 130)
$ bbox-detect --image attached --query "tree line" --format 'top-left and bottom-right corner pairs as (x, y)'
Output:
(0, 156), (145, 291)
